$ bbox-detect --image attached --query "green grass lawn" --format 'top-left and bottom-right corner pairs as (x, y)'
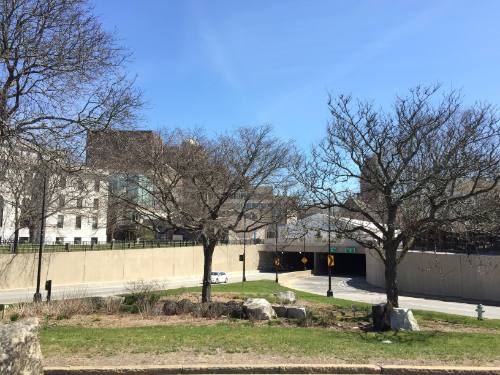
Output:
(40, 323), (500, 364)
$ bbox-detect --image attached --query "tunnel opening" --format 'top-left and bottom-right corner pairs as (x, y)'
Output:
(280, 252), (314, 272)
(314, 253), (366, 276)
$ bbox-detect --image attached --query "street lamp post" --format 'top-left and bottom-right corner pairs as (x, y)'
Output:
(34, 171), (47, 302)
(242, 215), (247, 282)
(326, 206), (333, 297)
(275, 221), (279, 283)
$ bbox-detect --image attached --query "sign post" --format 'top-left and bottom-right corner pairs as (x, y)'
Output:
(326, 206), (333, 297)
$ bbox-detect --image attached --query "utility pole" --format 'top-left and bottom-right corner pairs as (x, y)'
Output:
(326, 205), (333, 297)
(34, 170), (47, 302)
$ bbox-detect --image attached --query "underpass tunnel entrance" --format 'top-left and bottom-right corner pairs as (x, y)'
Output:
(313, 253), (366, 277)
(279, 252), (314, 272)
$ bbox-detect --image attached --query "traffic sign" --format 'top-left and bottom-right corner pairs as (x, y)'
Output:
(327, 254), (335, 268)
(345, 247), (356, 253)
(329, 247), (336, 254)
(301, 256), (308, 265)
(273, 257), (281, 268)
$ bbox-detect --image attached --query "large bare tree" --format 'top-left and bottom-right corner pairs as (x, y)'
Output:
(115, 126), (294, 302)
(297, 86), (500, 307)
(0, 0), (141, 153)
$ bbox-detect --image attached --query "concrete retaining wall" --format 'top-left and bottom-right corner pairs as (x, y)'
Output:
(366, 250), (500, 302)
(0, 245), (263, 290)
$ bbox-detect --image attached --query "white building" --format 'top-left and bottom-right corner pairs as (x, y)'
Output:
(40, 173), (108, 244)
(0, 152), (108, 245)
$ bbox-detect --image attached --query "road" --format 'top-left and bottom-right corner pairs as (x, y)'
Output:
(285, 275), (500, 319)
(0, 271), (276, 304)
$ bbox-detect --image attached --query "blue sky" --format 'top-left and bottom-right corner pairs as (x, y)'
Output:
(92, 0), (500, 149)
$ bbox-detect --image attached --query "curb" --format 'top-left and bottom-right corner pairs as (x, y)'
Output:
(43, 364), (500, 375)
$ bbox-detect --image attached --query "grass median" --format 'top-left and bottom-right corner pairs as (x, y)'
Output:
(38, 280), (500, 366)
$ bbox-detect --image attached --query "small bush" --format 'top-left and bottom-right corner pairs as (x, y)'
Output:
(125, 281), (163, 316)
(10, 312), (19, 322)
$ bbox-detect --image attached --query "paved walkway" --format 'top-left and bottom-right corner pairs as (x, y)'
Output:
(0, 271), (276, 304)
(285, 275), (500, 319)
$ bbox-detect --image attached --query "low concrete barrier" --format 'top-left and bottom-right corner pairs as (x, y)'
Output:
(0, 245), (264, 290)
(366, 250), (500, 303)
(43, 364), (500, 375)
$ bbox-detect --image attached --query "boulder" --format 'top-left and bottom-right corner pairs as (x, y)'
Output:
(243, 298), (276, 320)
(272, 305), (288, 318)
(176, 299), (195, 315)
(206, 302), (229, 318)
(274, 291), (296, 304)
(226, 300), (246, 319)
(390, 308), (420, 331)
(286, 306), (307, 319)
(162, 300), (177, 316)
(0, 318), (43, 375)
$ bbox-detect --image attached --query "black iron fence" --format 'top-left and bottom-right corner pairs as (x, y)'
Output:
(0, 238), (262, 254)
(413, 232), (500, 255)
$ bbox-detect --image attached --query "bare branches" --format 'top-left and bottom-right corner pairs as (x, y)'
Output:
(296, 85), (500, 306)
(0, 0), (141, 155)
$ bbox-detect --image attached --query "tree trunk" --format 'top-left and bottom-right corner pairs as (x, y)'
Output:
(201, 240), (216, 303)
(384, 242), (399, 307)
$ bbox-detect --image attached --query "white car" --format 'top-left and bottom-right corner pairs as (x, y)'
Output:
(210, 271), (228, 284)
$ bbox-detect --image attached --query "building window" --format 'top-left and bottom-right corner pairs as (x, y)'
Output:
(76, 198), (83, 208)
(74, 237), (82, 245)
(93, 198), (99, 210)
(92, 215), (98, 230)
(91, 237), (98, 245)
(94, 179), (100, 192)
(57, 215), (64, 228)
(55, 237), (64, 244)
(77, 179), (85, 191)
(75, 215), (82, 229)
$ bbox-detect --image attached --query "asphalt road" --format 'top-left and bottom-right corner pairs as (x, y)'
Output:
(285, 275), (500, 319)
(0, 271), (276, 304)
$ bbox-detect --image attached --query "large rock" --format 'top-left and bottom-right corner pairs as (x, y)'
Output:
(272, 305), (288, 318)
(390, 308), (420, 331)
(274, 291), (296, 304)
(162, 300), (177, 316)
(0, 318), (43, 375)
(286, 306), (307, 319)
(243, 298), (276, 320)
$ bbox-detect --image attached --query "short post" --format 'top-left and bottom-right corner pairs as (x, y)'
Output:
(45, 280), (52, 302)
(476, 304), (485, 320)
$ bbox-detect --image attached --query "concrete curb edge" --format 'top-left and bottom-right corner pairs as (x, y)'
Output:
(43, 364), (500, 375)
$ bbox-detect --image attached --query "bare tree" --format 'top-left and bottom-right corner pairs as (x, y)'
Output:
(0, 0), (141, 154)
(115, 126), (294, 302)
(296, 85), (500, 307)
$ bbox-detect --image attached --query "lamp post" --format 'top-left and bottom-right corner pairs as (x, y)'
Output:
(326, 205), (333, 297)
(242, 215), (247, 282)
(34, 170), (47, 302)
(275, 221), (279, 283)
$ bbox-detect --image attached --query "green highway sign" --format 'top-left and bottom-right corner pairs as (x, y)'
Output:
(345, 247), (356, 253)
(329, 247), (336, 254)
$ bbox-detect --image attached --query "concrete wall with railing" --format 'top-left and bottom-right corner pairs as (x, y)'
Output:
(0, 244), (265, 290)
(366, 249), (500, 302)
